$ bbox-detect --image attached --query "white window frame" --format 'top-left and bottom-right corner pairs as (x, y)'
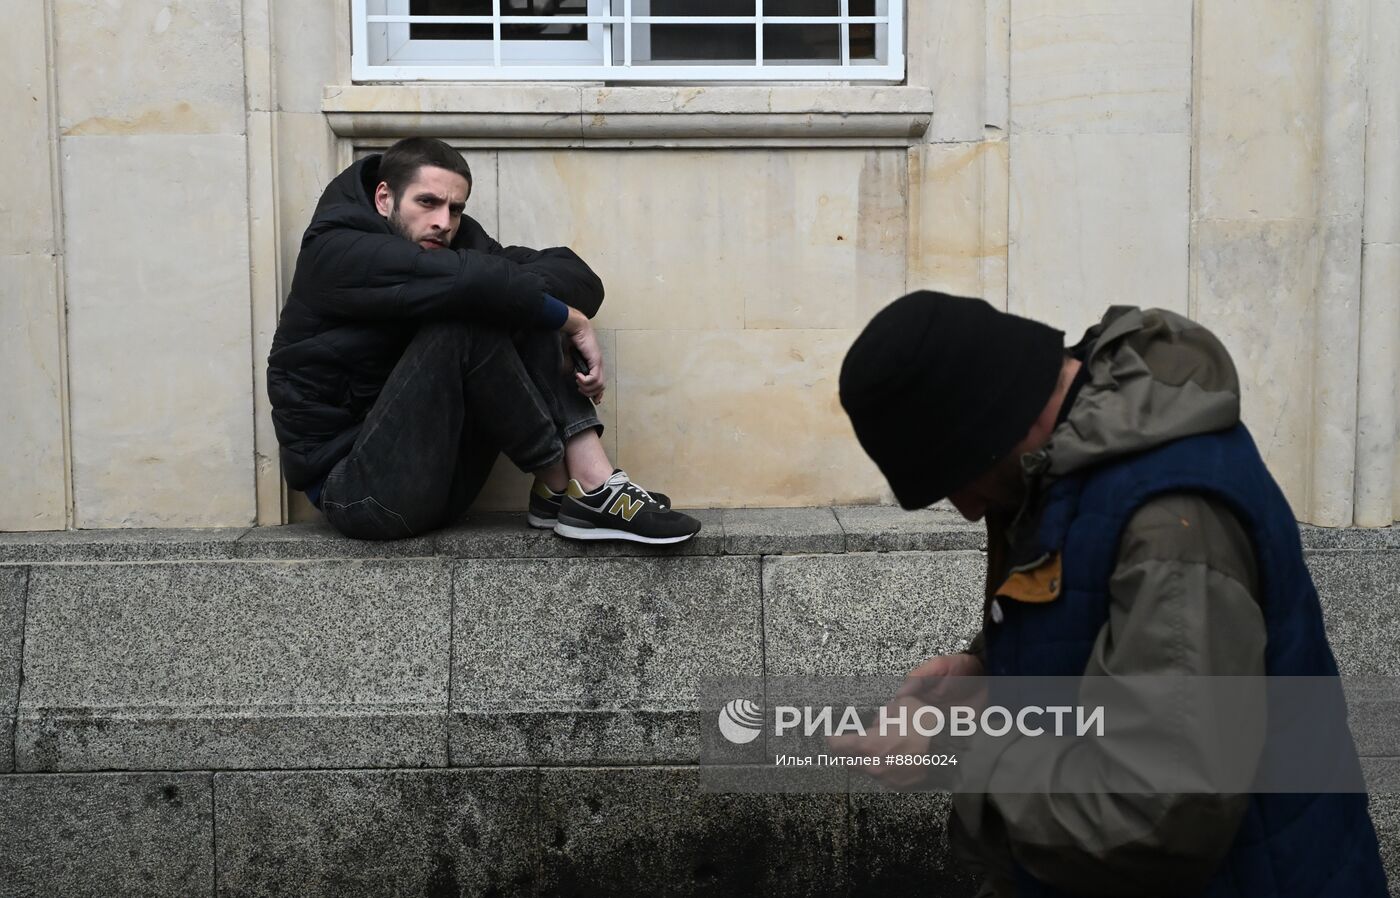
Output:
(352, 0), (905, 82)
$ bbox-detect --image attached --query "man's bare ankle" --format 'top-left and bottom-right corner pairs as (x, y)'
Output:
(573, 473), (608, 493)
(535, 465), (569, 494)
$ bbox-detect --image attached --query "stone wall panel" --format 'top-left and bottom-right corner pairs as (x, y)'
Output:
(1193, 0), (1323, 222)
(907, 0), (987, 142)
(540, 767), (850, 897)
(1191, 217), (1318, 515)
(614, 329), (888, 508)
(450, 556), (760, 764)
(498, 150), (906, 333)
(17, 559), (450, 770)
(247, 110), (284, 526)
(1356, 244), (1400, 525)
(215, 769), (539, 897)
(1009, 0), (1191, 135)
(1009, 132), (1189, 339)
(63, 135), (255, 528)
(54, 0), (247, 136)
(0, 0), (57, 256)
(0, 772), (215, 896)
(272, 0), (347, 114)
(907, 140), (1009, 301)
(763, 552), (986, 677)
(0, 255), (67, 531)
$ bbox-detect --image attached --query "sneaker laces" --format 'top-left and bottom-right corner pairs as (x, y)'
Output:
(611, 470), (660, 506)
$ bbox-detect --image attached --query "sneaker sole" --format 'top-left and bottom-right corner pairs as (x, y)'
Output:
(553, 521), (697, 545)
(526, 512), (557, 530)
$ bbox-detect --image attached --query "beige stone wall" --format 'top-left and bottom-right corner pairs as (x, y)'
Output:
(2, 0), (1397, 528)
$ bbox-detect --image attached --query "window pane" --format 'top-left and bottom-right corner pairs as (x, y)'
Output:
(408, 0), (590, 42)
(763, 24), (838, 62)
(850, 0), (877, 60)
(409, 0), (492, 40)
(502, 0), (589, 42)
(636, 24), (756, 64)
(850, 24), (876, 60)
(650, 0), (753, 15)
(765, 0), (838, 15)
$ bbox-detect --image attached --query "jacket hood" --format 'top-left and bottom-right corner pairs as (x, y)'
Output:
(1044, 307), (1241, 478)
(320, 154), (380, 212)
(305, 155), (392, 236)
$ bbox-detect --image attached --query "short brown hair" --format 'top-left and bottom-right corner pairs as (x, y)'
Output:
(377, 137), (472, 201)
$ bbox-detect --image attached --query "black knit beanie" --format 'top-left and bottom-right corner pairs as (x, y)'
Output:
(839, 291), (1065, 510)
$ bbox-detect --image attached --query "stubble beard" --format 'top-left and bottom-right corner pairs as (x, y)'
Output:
(386, 205), (415, 243)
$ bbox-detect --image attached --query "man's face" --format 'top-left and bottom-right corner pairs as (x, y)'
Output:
(945, 452), (1027, 522)
(375, 165), (470, 251)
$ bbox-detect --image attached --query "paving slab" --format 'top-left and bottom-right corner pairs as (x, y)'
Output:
(234, 521), (435, 559)
(16, 560), (452, 771)
(722, 507), (844, 556)
(1301, 525), (1400, 551)
(1358, 764), (1400, 897)
(0, 527), (249, 564)
(214, 768), (539, 898)
(847, 790), (979, 897)
(0, 568), (24, 772)
(539, 766), (849, 897)
(763, 551), (986, 677)
(1309, 550), (1400, 675)
(452, 708), (702, 767)
(0, 772), (213, 897)
(834, 504), (986, 553)
(436, 508), (725, 558)
(451, 556), (761, 764)
(1368, 787), (1400, 896)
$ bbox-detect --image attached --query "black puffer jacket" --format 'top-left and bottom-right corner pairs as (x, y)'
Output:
(267, 154), (604, 489)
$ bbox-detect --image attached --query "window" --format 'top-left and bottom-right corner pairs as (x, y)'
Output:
(352, 0), (904, 81)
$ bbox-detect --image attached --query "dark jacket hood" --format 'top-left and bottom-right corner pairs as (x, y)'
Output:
(302, 154), (397, 249)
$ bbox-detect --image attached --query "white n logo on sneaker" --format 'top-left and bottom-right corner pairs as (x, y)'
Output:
(609, 494), (645, 522)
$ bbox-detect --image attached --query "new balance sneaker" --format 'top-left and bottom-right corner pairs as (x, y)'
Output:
(527, 480), (568, 530)
(553, 470), (698, 544)
(526, 471), (671, 530)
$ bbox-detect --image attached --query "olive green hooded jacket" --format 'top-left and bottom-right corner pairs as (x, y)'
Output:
(954, 306), (1268, 897)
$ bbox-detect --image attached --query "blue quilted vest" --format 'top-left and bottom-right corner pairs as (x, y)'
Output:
(983, 424), (1388, 897)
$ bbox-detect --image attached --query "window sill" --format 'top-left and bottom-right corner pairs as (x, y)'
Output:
(322, 84), (933, 147)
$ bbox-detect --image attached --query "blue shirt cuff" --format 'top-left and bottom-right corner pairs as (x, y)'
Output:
(537, 294), (570, 330)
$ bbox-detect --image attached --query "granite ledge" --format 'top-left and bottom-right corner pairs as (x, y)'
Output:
(0, 509), (1392, 563)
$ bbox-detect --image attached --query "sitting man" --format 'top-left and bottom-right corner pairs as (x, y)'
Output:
(835, 292), (1387, 896)
(267, 137), (699, 544)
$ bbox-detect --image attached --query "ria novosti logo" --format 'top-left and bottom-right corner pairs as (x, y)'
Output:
(716, 697), (1107, 743)
(717, 698), (764, 744)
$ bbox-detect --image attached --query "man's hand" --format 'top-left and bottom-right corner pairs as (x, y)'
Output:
(896, 652), (985, 705)
(826, 695), (945, 789)
(826, 652), (985, 789)
(563, 307), (605, 404)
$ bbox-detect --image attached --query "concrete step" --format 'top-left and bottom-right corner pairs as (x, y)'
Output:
(0, 507), (1397, 896)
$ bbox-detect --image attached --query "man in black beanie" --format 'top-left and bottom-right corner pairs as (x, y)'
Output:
(833, 292), (1387, 897)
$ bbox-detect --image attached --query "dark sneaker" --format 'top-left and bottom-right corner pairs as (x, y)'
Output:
(554, 470), (699, 544)
(526, 472), (671, 530)
(527, 480), (567, 530)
